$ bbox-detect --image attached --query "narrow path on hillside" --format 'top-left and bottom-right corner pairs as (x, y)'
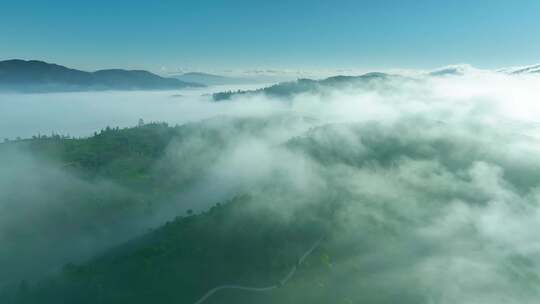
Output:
(192, 235), (325, 304)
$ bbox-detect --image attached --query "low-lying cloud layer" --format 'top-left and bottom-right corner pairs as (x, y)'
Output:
(2, 68), (540, 302)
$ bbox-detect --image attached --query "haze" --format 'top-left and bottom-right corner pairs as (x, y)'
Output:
(0, 84), (274, 140)
(1, 2), (540, 304)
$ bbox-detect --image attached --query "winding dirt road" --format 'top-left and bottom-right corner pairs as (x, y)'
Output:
(192, 235), (325, 304)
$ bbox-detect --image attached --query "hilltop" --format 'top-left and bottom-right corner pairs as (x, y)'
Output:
(0, 59), (203, 92)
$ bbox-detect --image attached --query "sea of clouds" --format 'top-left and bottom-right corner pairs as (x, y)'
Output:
(2, 67), (540, 302)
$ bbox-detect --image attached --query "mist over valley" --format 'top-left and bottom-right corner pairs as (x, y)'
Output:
(2, 66), (540, 303)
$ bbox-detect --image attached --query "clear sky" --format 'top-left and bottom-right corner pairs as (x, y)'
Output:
(1, 0), (539, 73)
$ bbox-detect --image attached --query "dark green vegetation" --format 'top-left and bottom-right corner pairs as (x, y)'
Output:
(0, 60), (203, 92)
(0, 119), (427, 304)
(7, 195), (334, 304)
(3, 108), (540, 303)
(0, 123), (192, 292)
(0, 121), (335, 304)
(2, 122), (186, 207)
(212, 72), (391, 101)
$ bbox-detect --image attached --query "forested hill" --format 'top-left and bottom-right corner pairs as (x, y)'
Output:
(2, 123), (179, 188)
(0, 122), (210, 296)
(212, 72), (391, 101)
(0, 59), (203, 92)
(0, 122), (336, 304)
(7, 194), (332, 304)
(3, 117), (488, 304)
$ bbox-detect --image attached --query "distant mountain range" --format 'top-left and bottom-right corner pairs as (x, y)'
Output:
(170, 71), (293, 85)
(428, 64), (474, 76)
(0, 59), (204, 92)
(169, 72), (254, 85)
(212, 72), (393, 101)
(428, 64), (540, 76)
(499, 64), (540, 75)
(212, 63), (540, 101)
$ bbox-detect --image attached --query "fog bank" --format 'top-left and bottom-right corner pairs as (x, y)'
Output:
(2, 69), (540, 303)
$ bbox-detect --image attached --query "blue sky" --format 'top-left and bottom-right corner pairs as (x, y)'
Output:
(1, 0), (539, 73)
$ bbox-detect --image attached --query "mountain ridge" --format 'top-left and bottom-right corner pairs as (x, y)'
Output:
(169, 71), (253, 85)
(212, 72), (393, 101)
(0, 59), (204, 92)
(498, 64), (540, 74)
